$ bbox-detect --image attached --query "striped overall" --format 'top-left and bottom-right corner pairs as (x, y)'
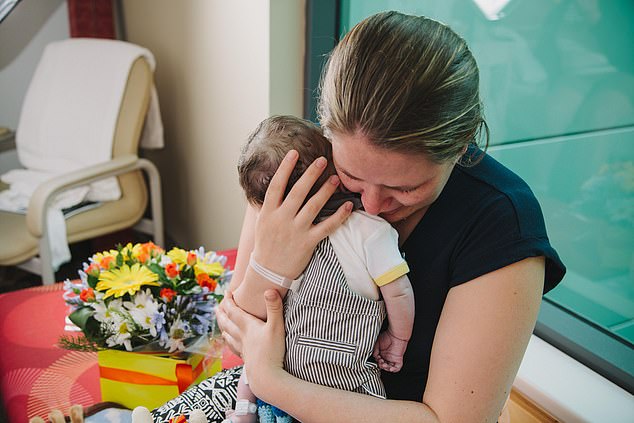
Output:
(284, 238), (387, 398)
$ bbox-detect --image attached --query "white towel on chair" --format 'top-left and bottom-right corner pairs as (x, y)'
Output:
(47, 208), (71, 270)
(141, 87), (164, 149)
(17, 38), (159, 174)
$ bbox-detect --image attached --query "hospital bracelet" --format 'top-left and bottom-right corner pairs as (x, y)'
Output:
(249, 253), (304, 289)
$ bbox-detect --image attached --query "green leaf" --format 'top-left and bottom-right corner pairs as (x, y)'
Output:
(148, 262), (164, 275)
(68, 306), (94, 331)
(181, 267), (195, 279)
(87, 274), (99, 289)
(85, 321), (102, 341)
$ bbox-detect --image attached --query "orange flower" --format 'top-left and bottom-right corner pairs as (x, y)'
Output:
(169, 415), (187, 423)
(100, 256), (115, 270)
(160, 288), (177, 302)
(165, 262), (179, 278)
(196, 273), (217, 291)
(86, 263), (100, 277)
(137, 251), (149, 264)
(140, 241), (163, 257)
(186, 252), (197, 267)
(80, 287), (95, 302)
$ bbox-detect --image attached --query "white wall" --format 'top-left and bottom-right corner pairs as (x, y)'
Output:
(0, 0), (69, 129)
(0, 0), (69, 171)
(122, 0), (305, 250)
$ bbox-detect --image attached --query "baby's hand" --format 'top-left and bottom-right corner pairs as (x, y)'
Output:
(373, 330), (408, 372)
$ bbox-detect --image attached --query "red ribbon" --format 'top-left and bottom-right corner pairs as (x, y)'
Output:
(99, 357), (205, 393)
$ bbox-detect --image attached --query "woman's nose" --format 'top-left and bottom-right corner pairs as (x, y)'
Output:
(361, 187), (390, 215)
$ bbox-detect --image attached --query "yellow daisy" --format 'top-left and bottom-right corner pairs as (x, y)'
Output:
(97, 263), (160, 299)
(119, 242), (148, 261)
(167, 248), (189, 266)
(91, 250), (118, 264)
(194, 262), (225, 278)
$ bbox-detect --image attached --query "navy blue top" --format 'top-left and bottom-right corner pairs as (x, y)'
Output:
(382, 149), (566, 401)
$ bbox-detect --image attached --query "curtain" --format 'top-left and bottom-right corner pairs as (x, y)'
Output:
(67, 0), (115, 39)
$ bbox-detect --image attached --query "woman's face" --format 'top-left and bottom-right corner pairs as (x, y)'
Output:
(330, 131), (456, 223)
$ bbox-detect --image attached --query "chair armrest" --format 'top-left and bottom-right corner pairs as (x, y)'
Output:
(26, 155), (140, 237)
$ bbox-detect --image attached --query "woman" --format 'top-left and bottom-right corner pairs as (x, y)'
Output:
(153, 11), (565, 422)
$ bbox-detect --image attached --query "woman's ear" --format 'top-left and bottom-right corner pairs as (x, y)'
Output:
(455, 144), (469, 164)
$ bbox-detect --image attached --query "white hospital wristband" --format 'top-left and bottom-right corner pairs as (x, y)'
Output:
(249, 253), (303, 289)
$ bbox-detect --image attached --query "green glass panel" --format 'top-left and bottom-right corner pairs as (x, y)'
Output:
(489, 129), (634, 345)
(340, 0), (634, 145)
(615, 323), (634, 345)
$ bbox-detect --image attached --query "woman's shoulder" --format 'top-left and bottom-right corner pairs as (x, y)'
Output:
(451, 150), (544, 231)
(431, 150), (565, 291)
(458, 150), (534, 201)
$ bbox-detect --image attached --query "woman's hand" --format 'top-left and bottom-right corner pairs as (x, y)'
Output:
(217, 290), (287, 396)
(252, 150), (353, 280)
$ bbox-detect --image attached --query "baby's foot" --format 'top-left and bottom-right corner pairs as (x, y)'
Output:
(223, 411), (257, 423)
(223, 400), (258, 423)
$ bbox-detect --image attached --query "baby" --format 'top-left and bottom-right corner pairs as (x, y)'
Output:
(227, 115), (415, 423)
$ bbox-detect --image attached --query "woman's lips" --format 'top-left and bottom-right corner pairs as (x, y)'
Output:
(379, 208), (402, 219)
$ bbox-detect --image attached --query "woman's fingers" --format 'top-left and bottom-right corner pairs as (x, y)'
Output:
(283, 156), (329, 210)
(244, 290), (288, 397)
(310, 200), (353, 239)
(217, 292), (244, 354)
(255, 154), (349, 279)
(221, 332), (242, 359)
(262, 150), (299, 211)
(263, 290), (284, 329)
(296, 174), (341, 224)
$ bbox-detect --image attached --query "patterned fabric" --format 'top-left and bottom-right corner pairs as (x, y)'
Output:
(0, 283), (100, 422)
(256, 399), (294, 423)
(151, 366), (242, 423)
(284, 239), (387, 398)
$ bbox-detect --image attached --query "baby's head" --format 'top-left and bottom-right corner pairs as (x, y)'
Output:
(238, 115), (336, 206)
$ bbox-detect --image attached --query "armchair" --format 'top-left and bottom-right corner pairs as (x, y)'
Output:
(0, 38), (164, 285)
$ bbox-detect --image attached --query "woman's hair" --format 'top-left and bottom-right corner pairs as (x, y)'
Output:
(237, 115), (336, 206)
(318, 11), (488, 165)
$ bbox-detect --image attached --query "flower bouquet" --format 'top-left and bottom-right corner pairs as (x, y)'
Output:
(59, 242), (233, 409)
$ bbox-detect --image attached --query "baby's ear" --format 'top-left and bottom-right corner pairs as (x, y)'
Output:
(189, 409), (208, 423)
(131, 406), (153, 423)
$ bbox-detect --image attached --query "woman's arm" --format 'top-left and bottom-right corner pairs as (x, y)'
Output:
(219, 256), (545, 422)
(231, 203), (293, 320)
(228, 203), (258, 292)
(424, 256), (545, 422)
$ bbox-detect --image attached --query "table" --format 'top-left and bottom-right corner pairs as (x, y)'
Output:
(0, 249), (239, 422)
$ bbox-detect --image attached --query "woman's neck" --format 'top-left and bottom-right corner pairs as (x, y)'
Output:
(393, 207), (427, 246)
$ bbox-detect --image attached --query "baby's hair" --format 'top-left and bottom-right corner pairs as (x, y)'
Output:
(237, 115), (336, 206)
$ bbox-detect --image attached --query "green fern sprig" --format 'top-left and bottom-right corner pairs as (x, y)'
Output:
(58, 333), (100, 352)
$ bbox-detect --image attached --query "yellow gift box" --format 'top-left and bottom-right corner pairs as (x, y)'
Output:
(98, 349), (222, 410)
